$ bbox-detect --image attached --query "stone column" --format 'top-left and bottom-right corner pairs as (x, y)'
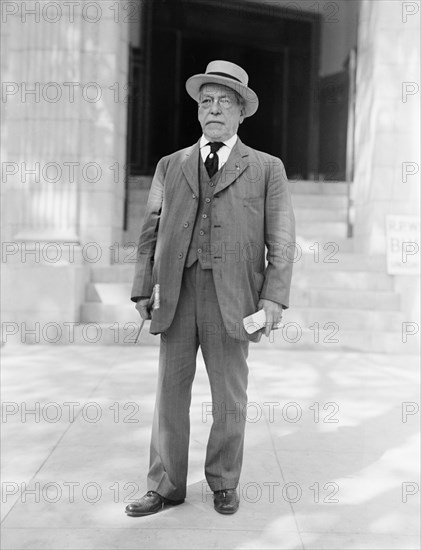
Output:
(353, 0), (420, 321)
(353, 0), (420, 252)
(1, 0), (129, 333)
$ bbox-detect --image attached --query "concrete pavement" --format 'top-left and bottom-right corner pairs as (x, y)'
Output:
(1, 344), (420, 549)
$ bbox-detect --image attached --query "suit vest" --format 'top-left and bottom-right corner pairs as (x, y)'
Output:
(185, 156), (224, 269)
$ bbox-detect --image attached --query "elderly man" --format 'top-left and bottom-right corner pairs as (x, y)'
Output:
(126, 60), (295, 517)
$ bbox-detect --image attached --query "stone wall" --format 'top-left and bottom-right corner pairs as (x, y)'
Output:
(1, 0), (130, 328)
(353, 0), (420, 320)
(353, 0), (420, 252)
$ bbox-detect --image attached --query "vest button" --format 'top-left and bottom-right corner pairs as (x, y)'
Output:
(202, 214), (207, 219)
(183, 222), (189, 228)
(197, 248), (202, 254)
(199, 230), (204, 236)
(210, 183), (214, 187)
(205, 198), (211, 203)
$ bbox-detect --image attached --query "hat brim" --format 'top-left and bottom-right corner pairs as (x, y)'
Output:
(185, 74), (259, 117)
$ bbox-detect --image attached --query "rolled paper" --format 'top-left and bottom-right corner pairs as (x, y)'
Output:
(243, 309), (266, 334)
(154, 284), (160, 310)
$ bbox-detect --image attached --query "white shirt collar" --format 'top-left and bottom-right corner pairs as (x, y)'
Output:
(200, 134), (238, 150)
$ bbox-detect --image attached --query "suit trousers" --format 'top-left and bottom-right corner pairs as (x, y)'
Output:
(147, 262), (249, 500)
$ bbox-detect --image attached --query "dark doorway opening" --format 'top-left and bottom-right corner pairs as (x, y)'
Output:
(129, 0), (320, 179)
(318, 69), (350, 182)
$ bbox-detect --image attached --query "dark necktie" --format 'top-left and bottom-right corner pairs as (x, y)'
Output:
(204, 142), (224, 178)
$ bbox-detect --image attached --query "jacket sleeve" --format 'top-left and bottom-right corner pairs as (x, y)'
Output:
(130, 158), (166, 302)
(260, 157), (296, 309)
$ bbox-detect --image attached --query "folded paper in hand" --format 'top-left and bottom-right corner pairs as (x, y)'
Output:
(243, 309), (266, 334)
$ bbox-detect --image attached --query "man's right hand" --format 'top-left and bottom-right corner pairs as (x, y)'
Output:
(135, 298), (152, 320)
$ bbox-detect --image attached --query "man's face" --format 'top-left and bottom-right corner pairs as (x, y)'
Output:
(198, 83), (244, 142)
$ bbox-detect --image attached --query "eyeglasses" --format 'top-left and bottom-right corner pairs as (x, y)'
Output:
(198, 96), (235, 110)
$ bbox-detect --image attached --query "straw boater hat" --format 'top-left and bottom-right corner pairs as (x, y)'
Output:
(185, 60), (259, 117)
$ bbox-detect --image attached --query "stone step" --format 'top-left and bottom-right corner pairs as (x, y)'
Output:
(294, 253), (387, 272)
(86, 283), (132, 304)
(81, 303), (140, 324)
(128, 189), (150, 204)
(291, 194), (348, 209)
(293, 270), (393, 290)
(289, 180), (348, 195)
(26, 323), (416, 354)
(290, 288), (400, 310)
(91, 264), (134, 283)
(128, 176), (152, 190)
(294, 208), (347, 222)
(296, 236), (354, 253)
(296, 221), (348, 238)
(283, 307), (403, 332)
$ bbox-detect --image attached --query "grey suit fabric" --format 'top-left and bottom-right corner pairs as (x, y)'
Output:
(131, 138), (296, 342)
(147, 263), (249, 500)
(131, 137), (295, 499)
(185, 155), (222, 269)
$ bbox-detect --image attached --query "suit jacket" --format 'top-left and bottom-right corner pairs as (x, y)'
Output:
(131, 137), (295, 340)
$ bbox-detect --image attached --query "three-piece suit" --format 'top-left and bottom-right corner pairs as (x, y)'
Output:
(131, 136), (295, 500)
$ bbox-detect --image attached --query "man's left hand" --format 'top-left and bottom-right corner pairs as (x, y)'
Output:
(257, 299), (283, 337)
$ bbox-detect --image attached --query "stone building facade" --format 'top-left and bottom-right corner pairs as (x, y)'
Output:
(1, 0), (419, 348)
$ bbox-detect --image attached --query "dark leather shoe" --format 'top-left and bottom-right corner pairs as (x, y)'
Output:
(214, 489), (239, 515)
(125, 491), (184, 517)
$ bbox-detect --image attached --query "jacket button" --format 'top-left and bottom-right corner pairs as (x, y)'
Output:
(183, 222), (189, 228)
(192, 194), (196, 199)
(202, 213), (207, 219)
(178, 252), (183, 259)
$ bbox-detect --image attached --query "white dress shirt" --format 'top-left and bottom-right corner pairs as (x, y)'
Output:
(199, 134), (238, 171)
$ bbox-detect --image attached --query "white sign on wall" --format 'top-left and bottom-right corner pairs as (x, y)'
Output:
(386, 216), (420, 275)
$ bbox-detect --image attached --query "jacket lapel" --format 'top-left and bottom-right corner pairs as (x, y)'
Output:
(180, 137), (250, 196)
(181, 141), (200, 196)
(214, 137), (249, 195)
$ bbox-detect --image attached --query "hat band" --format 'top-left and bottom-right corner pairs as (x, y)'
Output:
(206, 71), (243, 84)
